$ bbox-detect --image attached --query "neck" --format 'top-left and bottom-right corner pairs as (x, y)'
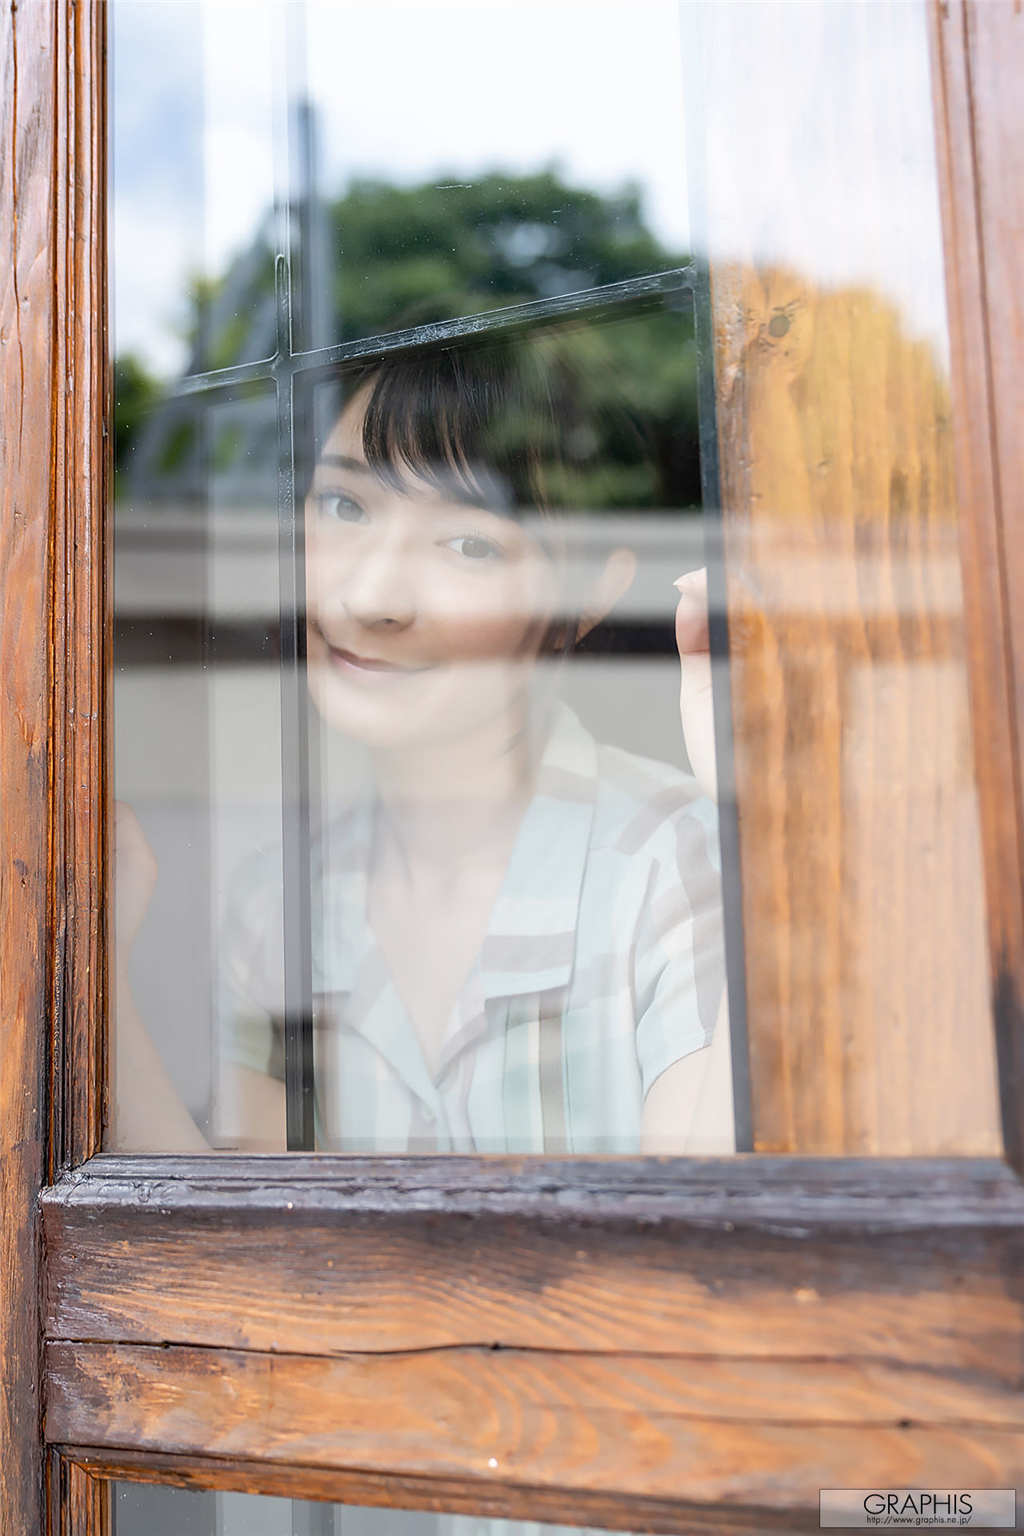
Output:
(369, 708), (539, 871)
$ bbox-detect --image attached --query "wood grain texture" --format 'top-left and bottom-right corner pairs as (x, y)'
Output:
(41, 1154), (1024, 1517)
(929, 0), (1024, 1174)
(43, 1157), (1024, 1364)
(24, 2), (1024, 1527)
(2, 3), (107, 1530)
(52, 1450), (823, 1536)
(50, 1207), (1022, 1371)
(695, 0), (1000, 1153)
(47, 5), (108, 1524)
(45, 1340), (1024, 1517)
(1, 1), (57, 1530)
(47, 1453), (107, 1536)
(49, 0), (108, 1177)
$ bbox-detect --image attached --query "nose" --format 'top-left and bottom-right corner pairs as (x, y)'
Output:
(314, 520), (417, 633)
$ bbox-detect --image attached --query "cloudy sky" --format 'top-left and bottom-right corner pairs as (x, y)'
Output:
(112, 0), (950, 377)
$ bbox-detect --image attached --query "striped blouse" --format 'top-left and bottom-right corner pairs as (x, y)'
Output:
(220, 703), (726, 1153)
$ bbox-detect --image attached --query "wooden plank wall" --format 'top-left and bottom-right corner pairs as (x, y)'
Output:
(694, 0), (1002, 1153)
(0, 2), (57, 1530)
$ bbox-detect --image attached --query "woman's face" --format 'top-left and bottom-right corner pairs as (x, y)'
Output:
(305, 382), (562, 752)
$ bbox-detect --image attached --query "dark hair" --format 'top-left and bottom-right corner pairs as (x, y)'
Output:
(352, 336), (557, 518)
(309, 318), (665, 656)
(319, 317), (651, 518)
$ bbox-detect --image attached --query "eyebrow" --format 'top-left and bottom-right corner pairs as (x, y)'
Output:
(316, 453), (371, 476)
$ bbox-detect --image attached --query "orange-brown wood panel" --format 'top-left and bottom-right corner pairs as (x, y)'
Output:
(2, 1), (107, 1529)
(714, 272), (997, 1155)
(1, 1), (57, 1529)
(44, 1203), (1021, 1372)
(46, 1339), (1024, 1518)
(694, 1), (1000, 1153)
(50, 0), (109, 1178)
(929, 0), (1024, 1173)
(51, 1452), (820, 1536)
(47, 1454), (108, 1536)
(49, 4), (108, 1525)
(41, 1154), (1024, 1521)
(41, 1158), (1024, 1376)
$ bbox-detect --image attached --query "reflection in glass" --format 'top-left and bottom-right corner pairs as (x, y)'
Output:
(110, 0), (1001, 1158)
(109, 0), (736, 1158)
(111, 0), (276, 383)
(113, 383), (281, 1151)
(112, 313), (734, 1156)
(297, 0), (689, 349)
(220, 311), (730, 1153)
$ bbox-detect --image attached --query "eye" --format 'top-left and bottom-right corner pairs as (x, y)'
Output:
(444, 534), (505, 562)
(316, 490), (366, 523)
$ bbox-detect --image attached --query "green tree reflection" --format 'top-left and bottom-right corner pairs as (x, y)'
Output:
(117, 171), (700, 511)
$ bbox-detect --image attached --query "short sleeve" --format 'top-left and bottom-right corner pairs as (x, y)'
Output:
(215, 845), (287, 1084)
(633, 794), (726, 1098)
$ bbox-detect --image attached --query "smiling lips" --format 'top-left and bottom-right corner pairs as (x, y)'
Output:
(320, 638), (434, 678)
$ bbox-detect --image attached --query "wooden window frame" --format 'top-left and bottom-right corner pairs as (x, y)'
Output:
(1, 2), (1022, 1533)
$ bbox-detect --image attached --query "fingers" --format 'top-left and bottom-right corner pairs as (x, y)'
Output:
(674, 567), (709, 657)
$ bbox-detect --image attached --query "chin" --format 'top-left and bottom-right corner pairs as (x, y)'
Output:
(309, 680), (412, 748)
(307, 668), (446, 752)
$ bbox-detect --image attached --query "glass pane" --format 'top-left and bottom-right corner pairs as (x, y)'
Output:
(109, 0), (1001, 1158)
(112, 305), (734, 1154)
(113, 381), (281, 1151)
(294, 0), (689, 350)
(110, 0), (736, 1159)
(282, 305), (727, 1154)
(111, 0), (276, 382)
(690, 0), (1001, 1154)
(113, 1485), (658, 1536)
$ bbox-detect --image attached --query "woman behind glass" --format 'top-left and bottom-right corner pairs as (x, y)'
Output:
(114, 325), (733, 1154)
